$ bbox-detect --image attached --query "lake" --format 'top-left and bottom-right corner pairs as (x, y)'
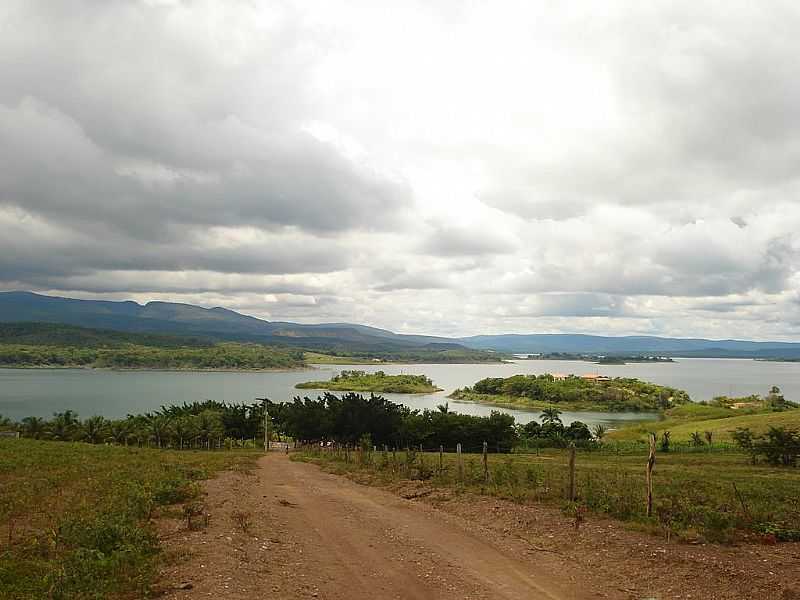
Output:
(1, 358), (797, 429)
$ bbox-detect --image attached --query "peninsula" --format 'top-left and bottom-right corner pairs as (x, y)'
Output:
(449, 373), (690, 411)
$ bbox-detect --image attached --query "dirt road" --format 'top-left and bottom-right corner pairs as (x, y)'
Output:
(158, 454), (800, 600)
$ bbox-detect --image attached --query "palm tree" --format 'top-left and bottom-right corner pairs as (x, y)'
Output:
(81, 416), (107, 444)
(148, 416), (171, 448)
(21, 416), (46, 439)
(171, 417), (196, 450)
(50, 411), (79, 441)
(592, 424), (608, 442)
(540, 407), (562, 426)
(107, 420), (130, 445)
(436, 403), (450, 414)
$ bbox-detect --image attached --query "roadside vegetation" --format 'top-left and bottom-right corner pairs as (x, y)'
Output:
(0, 438), (256, 599)
(0, 401), (276, 448)
(450, 374), (690, 411)
(296, 370), (442, 393)
(297, 443), (800, 544)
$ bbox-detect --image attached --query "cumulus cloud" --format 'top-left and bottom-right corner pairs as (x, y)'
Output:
(2, 0), (800, 339)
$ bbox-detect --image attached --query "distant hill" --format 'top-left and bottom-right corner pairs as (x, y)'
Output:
(459, 333), (800, 359)
(0, 292), (482, 356)
(3, 291), (800, 359)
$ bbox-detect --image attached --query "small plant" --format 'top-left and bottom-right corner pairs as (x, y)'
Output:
(184, 502), (208, 531)
(231, 509), (252, 533)
(690, 431), (705, 447)
(659, 431), (671, 452)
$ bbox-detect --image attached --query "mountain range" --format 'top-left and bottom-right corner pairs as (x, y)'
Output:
(2, 291), (800, 358)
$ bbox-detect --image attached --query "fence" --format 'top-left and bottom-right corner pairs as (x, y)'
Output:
(295, 439), (800, 541)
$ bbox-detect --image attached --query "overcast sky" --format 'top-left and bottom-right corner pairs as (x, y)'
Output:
(2, 1), (800, 340)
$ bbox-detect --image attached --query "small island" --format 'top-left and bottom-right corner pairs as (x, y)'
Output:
(295, 370), (443, 394)
(449, 373), (690, 412)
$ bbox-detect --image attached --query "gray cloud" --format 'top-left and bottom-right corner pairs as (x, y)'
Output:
(2, 1), (800, 339)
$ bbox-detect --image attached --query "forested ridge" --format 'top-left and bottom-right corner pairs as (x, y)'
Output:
(0, 324), (305, 369)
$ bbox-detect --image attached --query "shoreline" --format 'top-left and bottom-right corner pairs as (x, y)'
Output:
(294, 384), (444, 394)
(447, 392), (662, 414)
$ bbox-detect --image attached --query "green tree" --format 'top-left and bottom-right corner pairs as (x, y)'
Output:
(540, 407), (562, 426)
(107, 420), (130, 445)
(21, 416), (46, 439)
(81, 416), (107, 444)
(592, 424), (608, 442)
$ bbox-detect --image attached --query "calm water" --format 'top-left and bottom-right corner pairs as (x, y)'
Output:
(1, 358), (798, 428)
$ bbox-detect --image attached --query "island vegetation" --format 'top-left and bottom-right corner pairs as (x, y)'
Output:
(295, 370), (442, 393)
(450, 373), (690, 411)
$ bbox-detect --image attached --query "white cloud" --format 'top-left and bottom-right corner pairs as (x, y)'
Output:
(2, 0), (800, 340)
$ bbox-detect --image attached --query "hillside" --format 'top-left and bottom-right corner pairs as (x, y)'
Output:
(0, 322), (210, 348)
(0, 292), (497, 361)
(609, 403), (800, 443)
(6, 291), (800, 359)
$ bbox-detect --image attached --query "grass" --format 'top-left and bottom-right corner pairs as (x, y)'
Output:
(0, 438), (258, 599)
(609, 405), (800, 443)
(296, 445), (800, 543)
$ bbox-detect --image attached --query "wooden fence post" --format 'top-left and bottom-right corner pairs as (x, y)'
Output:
(439, 445), (443, 475)
(457, 443), (463, 483)
(482, 441), (489, 483)
(646, 432), (656, 517)
(568, 444), (577, 502)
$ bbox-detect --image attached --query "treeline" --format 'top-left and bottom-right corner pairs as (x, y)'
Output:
(278, 393), (518, 450)
(0, 342), (305, 369)
(453, 374), (690, 411)
(3, 401), (267, 448)
(300, 347), (502, 363)
(3, 394), (519, 452)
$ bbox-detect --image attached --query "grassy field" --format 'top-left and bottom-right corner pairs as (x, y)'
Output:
(609, 404), (800, 442)
(297, 445), (800, 543)
(0, 439), (258, 600)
